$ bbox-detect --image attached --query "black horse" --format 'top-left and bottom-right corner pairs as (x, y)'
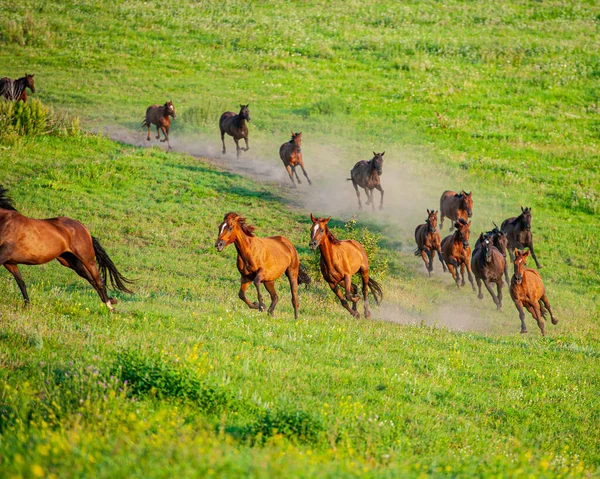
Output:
(348, 152), (384, 210)
(219, 104), (251, 157)
(501, 207), (541, 269)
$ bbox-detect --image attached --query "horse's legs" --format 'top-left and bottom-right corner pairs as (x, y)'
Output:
(163, 127), (172, 149)
(529, 241), (542, 269)
(460, 263), (466, 286)
(360, 268), (371, 319)
(497, 281), (503, 310)
(540, 294), (558, 325)
(446, 261), (460, 288)
(476, 276), (483, 299)
(285, 165), (296, 187)
(329, 281), (359, 318)
(155, 125), (161, 140)
(57, 253), (113, 310)
(508, 247), (515, 264)
(285, 269), (299, 319)
(527, 304), (545, 336)
(440, 213), (445, 230)
(427, 249), (435, 275)
(420, 248), (431, 276)
(234, 137), (241, 157)
(438, 248), (447, 272)
(512, 299), (528, 333)
(221, 129), (226, 154)
(243, 135), (249, 152)
(363, 188), (373, 208)
(503, 258), (510, 284)
(300, 164), (312, 185)
(352, 180), (362, 209)
(293, 166), (302, 184)
(238, 277), (259, 309)
(3, 264), (29, 304)
(263, 281), (279, 316)
(147, 124), (152, 141)
(343, 274), (360, 303)
(466, 260), (476, 291)
(375, 184), (384, 210)
(483, 279), (500, 310)
(253, 271), (266, 312)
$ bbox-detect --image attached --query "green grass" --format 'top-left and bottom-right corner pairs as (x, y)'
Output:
(1, 0), (600, 477)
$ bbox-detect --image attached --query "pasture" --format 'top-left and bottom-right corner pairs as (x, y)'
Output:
(1, 0), (599, 477)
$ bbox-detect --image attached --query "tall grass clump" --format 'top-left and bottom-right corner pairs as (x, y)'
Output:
(0, 12), (53, 47)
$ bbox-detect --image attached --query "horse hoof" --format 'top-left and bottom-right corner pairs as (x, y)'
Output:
(552, 318), (558, 325)
(109, 297), (118, 305)
(379, 206), (383, 210)
(520, 329), (528, 334)
(477, 294), (483, 299)
(222, 149), (226, 155)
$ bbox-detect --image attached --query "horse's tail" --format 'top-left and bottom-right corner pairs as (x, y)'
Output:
(346, 178), (353, 181)
(368, 277), (383, 305)
(92, 236), (134, 294)
(298, 262), (312, 286)
(141, 117), (148, 127)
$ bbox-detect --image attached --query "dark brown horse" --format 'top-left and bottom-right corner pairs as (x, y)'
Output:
(439, 190), (473, 231)
(142, 101), (176, 149)
(414, 209), (446, 276)
(0, 74), (35, 102)
(0, 186), (132, 310)
(471, 232), (506, 310)
(348, 152), (385, 210)
(474, 223), (509, 284)
(441, 219), (475, 290)
(279, 132), (311, 187)
(309, 214), (382, 318)
(510, 249), (557, 336)
(215, 212), (310, 318)
(501, 207), (541, 269)
(219, 104), (250, 157)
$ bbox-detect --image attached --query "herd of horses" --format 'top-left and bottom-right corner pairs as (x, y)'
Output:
(0, 76), (555, 335)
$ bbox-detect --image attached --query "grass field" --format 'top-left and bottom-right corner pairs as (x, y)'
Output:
(1, 1), (600, 477)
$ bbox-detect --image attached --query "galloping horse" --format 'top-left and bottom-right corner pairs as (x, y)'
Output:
(0, 74), (35, 102)
(471, 232), (506, 310)
(309, 214), (382, 319)
(441, 219), (475, 290)
(0, 186), (132, 310)
(142, 101), (176, 149)
(219, 104), (250, 157)
(510, 249), (557, 336)
(414, 209), (446, 276)
(501, 207), (541, 269)
(474, 223), (509, 284)
(348, 152), (385, 210)
(279, 132), (311, 187)
(439, 190), (473, 231)
(215, 212), (310, 318)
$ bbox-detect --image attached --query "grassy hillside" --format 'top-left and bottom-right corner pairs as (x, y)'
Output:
(1, 0), (600, 477)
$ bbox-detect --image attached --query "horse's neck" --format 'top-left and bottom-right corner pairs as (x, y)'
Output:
(318, 234), (337, 271)
(235, 116), (245, 128)
(233, 231), (255, 261)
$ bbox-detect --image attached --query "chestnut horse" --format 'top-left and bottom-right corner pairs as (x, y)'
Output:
(142, 101), (176, 149)
(348, 152), (384, 210)
(0, 186), (132, 310)
(215, 212), (310, 318)
(414, 209), (446, 276)
(510, 250), (557, 336)
(474, 223), (509, 284)
(471, 232), (506, 310)
(441, 219), (475, 290)
(279, 132), (311, 187)
(219, 104), (250, 157)
(309, 214), (382, 319)
(0, 74), (35, 102)
(439, 190), (473, 231)
(501, 207), (541, 269)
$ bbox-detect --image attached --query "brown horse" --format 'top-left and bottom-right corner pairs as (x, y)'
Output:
(0, 74), (35, 102)
(414, 209), (446, 276)
(219, 104), (250, 157)
(215, 212), (310, 318)
(501, 207), (541, 269)
(348, 152), (384, 210)
(471, 232), (506, 310)
(142, 101), (176, 149)
(309, 214), (382, 319)
(510, 250), (557, 336)
(439, 190), (473, 231)
(441, 219), (475, 290)
(474, 223), (509, 284)
(0, 186), (132, 310)
(279, 132), (311, 187)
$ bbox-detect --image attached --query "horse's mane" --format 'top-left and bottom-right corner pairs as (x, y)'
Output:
(454, 192), (464, 198)
(325, 226), (341, 245)
(237, 216), (256, 236)
(456, 218), (468, 226)
(0, 185), (17, 211)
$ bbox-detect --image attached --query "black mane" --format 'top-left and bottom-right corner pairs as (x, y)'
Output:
(0, 185), (17, 211)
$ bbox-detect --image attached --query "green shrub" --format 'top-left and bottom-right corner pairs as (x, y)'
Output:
(343, 218), (389, 280)
(251, 408), (324, 444)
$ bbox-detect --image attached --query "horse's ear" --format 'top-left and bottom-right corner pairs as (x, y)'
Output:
(521, 206), (525, 212)
(381, 151), (385, 156)
(310, 213), (317, 223)
(427, 209), (431, 214)
(468, 191), (472, 196)
(373, 151), (376, 156)
(522, 250), (530, 259)
(325, 216), (331, 223)
(514, 248), (520, 257)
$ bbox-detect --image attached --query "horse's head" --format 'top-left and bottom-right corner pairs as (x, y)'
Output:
(426, 209), (438, 233)
(461, 190), (473, 217)
(239, 104), (251, 121)
(494, 229), (508, 255)
(215, 212), (255, 252)
(454, 218), (471, 249)
(371, 151), (384, 175)
(165, 101), (176, 119)
(291, 131), (302, 152)
(513, 249), (529, 284)
(479, 233), (493, 263)
(520, 206), (532, 231)
(25, 73), (35, 93)
(309, 213), (331, 250)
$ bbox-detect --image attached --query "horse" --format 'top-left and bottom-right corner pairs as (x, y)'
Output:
(142, 101), (176, 149)
(414, 209), (446, 276)
(309, 214), (382, 319)
(439, 190), (473, 231)
(219, 104), (250, 157)
(0, 186), (132, 310)
(501, 206), (541, 269)
(509, 249), (557, 336)
(0, 74), (35, 102)
(348, 152), (385, 210)
(441, 218), (475, 290)
(215, 212), (310, 319)
(279, 132), (311, 187)
(471, 232), (506, 310)
(474, 223), (509, 284)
